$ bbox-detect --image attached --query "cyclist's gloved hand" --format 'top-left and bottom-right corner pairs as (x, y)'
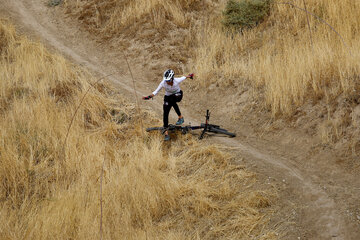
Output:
(187, 73), (194, 79)
(142, 95), (153, 100)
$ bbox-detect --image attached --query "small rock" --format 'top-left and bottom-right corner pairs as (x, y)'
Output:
(357, 215), (360, 220)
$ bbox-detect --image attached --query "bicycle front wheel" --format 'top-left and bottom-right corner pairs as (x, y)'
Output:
(208, 127), (236, 137)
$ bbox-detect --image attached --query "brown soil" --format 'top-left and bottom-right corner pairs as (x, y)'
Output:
(1, 0), (360, 239)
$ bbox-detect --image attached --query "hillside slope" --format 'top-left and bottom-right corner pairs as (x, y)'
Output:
(2, 0), (360, 239)
(0, 18), (280, 239)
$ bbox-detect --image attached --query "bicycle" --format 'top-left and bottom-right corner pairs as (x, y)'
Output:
(146, 110), (236, 140)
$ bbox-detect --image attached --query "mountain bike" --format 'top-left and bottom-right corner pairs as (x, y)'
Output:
(146, 110), (236, 140)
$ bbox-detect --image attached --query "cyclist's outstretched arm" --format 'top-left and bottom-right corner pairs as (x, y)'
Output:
(143, 81), (163, 100)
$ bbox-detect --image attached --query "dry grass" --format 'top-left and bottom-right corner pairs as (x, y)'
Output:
(193, 0), (360, 116)
(187, 0), (360, 146)
(63, 0), (202, 32)
(0, 19), (277, 239)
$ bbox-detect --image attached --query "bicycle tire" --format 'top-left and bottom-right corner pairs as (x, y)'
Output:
(146, 125), (185, 132)
(188, 125), (203, 130)
(208, 126), (236, 137)
(146, 127), (164, 132)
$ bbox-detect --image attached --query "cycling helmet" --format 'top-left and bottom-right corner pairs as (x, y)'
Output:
(163, 69), (175, 82)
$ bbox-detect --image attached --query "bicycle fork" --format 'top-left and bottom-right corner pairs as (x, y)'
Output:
(199, 110), (210, 140)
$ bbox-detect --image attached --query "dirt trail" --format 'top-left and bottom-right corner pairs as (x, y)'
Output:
(1, 0), (360, 239)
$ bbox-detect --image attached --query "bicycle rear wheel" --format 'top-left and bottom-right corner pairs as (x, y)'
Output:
(208, 127), (236, 137)
(146, 125), (180, 132)
(146, 127), (164, 132)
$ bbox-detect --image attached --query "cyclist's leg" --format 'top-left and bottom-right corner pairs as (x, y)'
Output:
(163, 97), (171, 128)
(173, 90), (183, 116)
(174, 103), (184, 125)
(173, 103), (181, 116)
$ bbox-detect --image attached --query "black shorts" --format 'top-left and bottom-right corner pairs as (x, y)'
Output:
(164, 90), (183, 104)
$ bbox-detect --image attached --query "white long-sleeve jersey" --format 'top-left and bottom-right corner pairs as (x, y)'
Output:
(152, 76), (186, 96)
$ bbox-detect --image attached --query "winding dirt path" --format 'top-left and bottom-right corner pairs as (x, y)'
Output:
(1, 0), (360, 239)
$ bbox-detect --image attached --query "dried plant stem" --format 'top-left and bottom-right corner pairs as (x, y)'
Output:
(302, 0), (313, 50)
(123, 53), (144, 136)
(62, 72), (120, 160)
(99, 143), (107, 240)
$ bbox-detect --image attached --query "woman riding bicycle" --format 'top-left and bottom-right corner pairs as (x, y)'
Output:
(143, 69), (194, 141)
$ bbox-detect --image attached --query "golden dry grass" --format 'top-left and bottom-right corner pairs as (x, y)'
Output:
(0, 19), (277, 239)
(189, 0), (360, 145)
(193, 0), (360, 116)
(64, 0), (201, 32)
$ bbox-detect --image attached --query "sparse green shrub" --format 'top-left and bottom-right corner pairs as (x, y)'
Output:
(48, 0), (62, 7)
(222, 0), (272, 31)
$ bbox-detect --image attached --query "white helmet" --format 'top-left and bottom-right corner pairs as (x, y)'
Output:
(163, 69), (175, 82)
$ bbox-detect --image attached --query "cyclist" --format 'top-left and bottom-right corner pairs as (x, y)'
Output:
(143, 69), (194, 141)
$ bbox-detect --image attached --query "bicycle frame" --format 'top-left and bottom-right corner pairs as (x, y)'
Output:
(146, 110), (236, 139)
